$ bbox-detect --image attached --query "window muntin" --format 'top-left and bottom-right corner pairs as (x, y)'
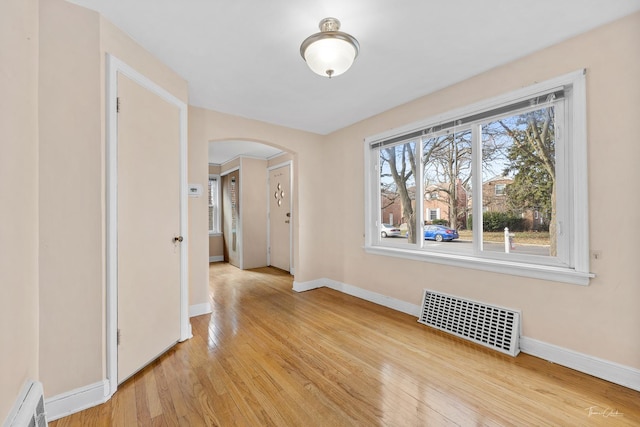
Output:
(365, 71), (591, 285)
(208, 175), (221, 234)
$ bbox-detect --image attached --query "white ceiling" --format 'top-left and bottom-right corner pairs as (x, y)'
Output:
(69, 0), (640, 162)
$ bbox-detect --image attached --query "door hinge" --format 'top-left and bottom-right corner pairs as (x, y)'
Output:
(116, 97), (121, 113)
(117, 328), (121, 345)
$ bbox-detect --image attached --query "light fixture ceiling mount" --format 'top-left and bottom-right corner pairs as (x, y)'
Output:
(300, 17), (360, 78)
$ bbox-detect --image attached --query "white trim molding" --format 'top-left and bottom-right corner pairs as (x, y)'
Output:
(292, 278), (421, 317)
(294, 277), (639, 392)
(45, 380), (110, 422)
(520, 337), (640, 392)
(292, 279), (324, 293)
(189, 302), (212, 318)
(209, 255), (224, 262)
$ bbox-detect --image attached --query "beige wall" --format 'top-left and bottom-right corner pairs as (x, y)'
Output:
(38, 0), (103, 397)
(268, 152), (294, 167)
(186, 113), (209, 307)
(240, 158), (268, 269)
(38, 0), (189, 398)
(0, 0), (40, 421)
(319, 12), (640, 369)
(208, 236), (224, 259)
(221, 157), (240, 173)
(99, 19), (188, 105)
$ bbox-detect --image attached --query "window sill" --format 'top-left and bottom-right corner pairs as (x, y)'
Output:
(209, 232), (222, 237)
(364, 245), (594, 286)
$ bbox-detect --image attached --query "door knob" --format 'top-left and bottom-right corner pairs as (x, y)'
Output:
(174, 236), (184, 243)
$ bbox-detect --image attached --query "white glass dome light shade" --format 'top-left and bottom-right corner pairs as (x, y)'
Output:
(300, 18), (360, 78)
(303, 36), (358, 77)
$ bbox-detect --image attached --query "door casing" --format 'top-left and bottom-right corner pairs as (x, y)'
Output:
(105, 54), (190, 397)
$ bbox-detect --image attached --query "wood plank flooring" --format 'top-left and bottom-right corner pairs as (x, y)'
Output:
(51, 262), (640, 426)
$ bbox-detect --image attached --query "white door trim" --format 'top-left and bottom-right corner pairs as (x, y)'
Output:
(267, 161), (293, 272)
(105, 54), (190, 398)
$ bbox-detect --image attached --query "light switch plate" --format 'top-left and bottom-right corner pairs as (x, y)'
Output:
(188, 184), (203, 197)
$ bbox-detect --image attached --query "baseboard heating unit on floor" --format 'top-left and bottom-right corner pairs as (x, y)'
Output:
(418, 289), (521, 356)
(5, 381), (47, 427)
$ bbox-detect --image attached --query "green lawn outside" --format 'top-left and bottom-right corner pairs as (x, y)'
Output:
(458, 229), (550, 245)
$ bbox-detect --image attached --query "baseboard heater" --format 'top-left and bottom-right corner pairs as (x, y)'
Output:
(5, 381), (47, 427)
(418, 289), (521, 356)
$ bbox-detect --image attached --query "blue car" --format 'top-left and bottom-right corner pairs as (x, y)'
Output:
(424, 225), (459, 242)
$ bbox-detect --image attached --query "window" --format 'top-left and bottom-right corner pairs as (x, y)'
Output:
(208, 175), (221, 234)
(365, 70), (591, 285)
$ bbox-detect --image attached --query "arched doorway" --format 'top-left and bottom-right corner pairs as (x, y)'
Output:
(208, 140), (295, 273)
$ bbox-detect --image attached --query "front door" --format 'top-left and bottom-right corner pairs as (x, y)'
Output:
(116, 73), (182, 383)
(268, 164), (291, 272)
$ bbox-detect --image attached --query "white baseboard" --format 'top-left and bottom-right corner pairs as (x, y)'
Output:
(209, 256), (224, 262)
(292, 278), (324, 292)
(292, 278), (421, 317)
(520, 337), (640, 392)
(323, 278), (422, 317)
(293, 277), (640, 392)
(189, 302), (212, 317)
(45, 380), (109, 422)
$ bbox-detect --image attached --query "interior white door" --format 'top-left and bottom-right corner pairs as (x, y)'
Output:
(268, 164), (291, 272)
(116, 73), (182, 384)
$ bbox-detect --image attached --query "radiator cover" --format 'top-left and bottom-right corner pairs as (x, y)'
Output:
(7, 381), (47, 427)
(418, 289), (521, 356)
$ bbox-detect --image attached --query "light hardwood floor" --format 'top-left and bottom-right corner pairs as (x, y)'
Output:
(51, 262), (639, 426)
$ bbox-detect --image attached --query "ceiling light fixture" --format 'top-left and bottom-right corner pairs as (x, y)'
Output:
(300, 17), (360, 78)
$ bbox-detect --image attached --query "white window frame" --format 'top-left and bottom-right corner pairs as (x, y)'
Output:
(495, 184), (506, 196)
(208, 174), (221, 235)
(364, 70), (593, 285)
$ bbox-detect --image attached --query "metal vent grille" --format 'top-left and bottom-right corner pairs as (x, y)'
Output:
(418, 290), (520, 356)
(9, 381), (47, 427)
